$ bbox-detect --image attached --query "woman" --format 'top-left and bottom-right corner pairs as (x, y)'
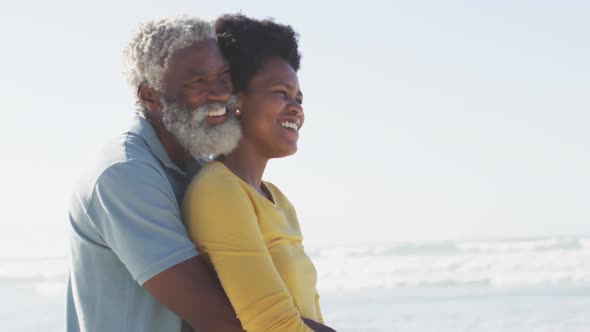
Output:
(182, 14), (333, 332)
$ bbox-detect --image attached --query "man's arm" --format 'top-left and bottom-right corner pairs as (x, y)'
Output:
(303, 318), (337, 332)
(90, 162), (244, 331)
(144, 256), (244, 331)
(144, 258), (338, 332)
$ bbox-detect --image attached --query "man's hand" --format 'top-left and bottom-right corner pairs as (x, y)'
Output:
(303, 317), (337, 332)
(143, 256), (244, 331)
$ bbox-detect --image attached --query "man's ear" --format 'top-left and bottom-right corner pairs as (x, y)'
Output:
(137, 83), (162, 112)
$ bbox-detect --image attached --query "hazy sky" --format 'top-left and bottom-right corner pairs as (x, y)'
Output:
(1, 0), (588, 257)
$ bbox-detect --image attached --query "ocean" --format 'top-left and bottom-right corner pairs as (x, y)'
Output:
(2, 235), (590, 331)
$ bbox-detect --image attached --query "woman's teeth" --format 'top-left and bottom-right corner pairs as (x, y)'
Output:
(281, 121), (299, 131)
(207, 107), (226, 117)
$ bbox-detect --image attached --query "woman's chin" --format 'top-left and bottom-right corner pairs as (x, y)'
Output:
(272, 145), (298, 159)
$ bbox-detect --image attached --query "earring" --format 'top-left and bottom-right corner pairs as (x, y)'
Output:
(235, 109), (241, 117)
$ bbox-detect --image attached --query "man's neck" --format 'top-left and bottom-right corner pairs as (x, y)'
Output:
(149, 117), (190, 168)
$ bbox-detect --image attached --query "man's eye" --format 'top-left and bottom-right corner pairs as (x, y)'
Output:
(274, 90), (288, 96)
(183, 80), (203, 87)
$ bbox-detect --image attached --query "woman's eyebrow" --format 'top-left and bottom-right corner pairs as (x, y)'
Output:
(271, 81), (300, 92)
(271, 81), (303, 98)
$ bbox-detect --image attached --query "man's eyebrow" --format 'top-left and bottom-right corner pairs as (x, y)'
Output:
(181, 69), (207, 79)
(182, 65), (230, 79)
(176, 71), (203, 85)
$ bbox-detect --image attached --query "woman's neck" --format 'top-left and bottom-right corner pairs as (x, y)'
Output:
(220, 141), (268, 193)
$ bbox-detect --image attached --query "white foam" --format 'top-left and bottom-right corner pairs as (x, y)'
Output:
(312, 236), (590, 291)
(2, 236), (590, 292)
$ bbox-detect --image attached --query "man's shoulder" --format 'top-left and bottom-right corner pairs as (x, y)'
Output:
(104, 129), (161, 170)
(72, 130), (168, 203)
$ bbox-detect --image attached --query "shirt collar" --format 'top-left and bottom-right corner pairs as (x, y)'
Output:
(129, 111), (193, 177)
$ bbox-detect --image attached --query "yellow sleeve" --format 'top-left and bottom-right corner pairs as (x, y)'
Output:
(314, 292), (324, 324)
(183, 170), (312, 332)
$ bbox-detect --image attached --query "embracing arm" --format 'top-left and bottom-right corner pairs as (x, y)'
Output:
(144, 256), (244, 331)
(91, 162), (243, 331)
(302, 318), (337, 332)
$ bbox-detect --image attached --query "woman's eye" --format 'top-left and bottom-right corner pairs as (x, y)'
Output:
(274, 90), (288, 96)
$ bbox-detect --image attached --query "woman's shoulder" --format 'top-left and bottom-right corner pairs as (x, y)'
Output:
(198, 160), (233, 177)
(188, 161), (243, 195)
(263, 181), (293, 209)
(263, 181), (302, 233)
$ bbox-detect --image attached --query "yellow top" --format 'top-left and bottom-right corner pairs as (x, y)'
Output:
(182, 161), (323, 332)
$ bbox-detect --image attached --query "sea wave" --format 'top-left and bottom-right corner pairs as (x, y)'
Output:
(311, 236), (590, 291)
(309, 236), (590, 258)
(3, 236), (590, 292)
(0, 257), (68, 282)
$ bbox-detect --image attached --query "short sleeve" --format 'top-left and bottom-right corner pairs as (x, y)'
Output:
(88, 161), (198, 285)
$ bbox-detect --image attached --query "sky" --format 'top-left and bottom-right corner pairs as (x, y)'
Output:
(0, 0), (589, 257)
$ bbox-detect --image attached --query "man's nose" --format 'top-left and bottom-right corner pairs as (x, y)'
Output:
(206, 77), (232, 102)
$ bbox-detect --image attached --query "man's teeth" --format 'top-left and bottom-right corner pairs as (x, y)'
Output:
(207, 108), (226, 117)
(280, 121), (299, 131)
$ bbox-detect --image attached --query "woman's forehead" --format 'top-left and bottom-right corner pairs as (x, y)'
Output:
(250, 57), (300, 88)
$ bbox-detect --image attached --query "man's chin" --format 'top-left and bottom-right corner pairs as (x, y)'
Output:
(161, 96), (242, 158)
(184, 116), (242, 158)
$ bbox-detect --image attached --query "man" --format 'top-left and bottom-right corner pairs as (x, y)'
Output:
(66, 16), (244, 332)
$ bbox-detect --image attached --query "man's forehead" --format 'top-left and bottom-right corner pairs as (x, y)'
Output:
(181, 62), (228, 78)
(167, 39), (226, 78)
(169, 39), (222, 67)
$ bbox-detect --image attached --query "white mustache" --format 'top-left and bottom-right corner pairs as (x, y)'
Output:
(160, 95), (242, 158)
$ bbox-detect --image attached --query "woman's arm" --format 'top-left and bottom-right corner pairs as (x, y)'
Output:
(314, 292), (325, 324)
(183, 172), (312, 332)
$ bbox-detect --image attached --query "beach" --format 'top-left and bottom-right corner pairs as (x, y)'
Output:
(2, 235), (590, 331)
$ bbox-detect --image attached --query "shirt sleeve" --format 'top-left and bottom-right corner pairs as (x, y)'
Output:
(88, 161), (198, 285)
(183, 170), (312, 332)
(314, 292), (324, 324)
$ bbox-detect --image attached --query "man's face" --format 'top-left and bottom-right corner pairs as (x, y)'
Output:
(159, 39), (241, 157)
(162, 38), (232, 119)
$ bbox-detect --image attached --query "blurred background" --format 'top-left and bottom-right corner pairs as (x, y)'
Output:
(1, 1), (589, 331)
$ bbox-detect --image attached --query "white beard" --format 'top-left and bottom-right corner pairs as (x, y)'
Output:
(161, 95), (242, 159)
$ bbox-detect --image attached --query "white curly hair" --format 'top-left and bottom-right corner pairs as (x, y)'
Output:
(123, 16), (216, 93)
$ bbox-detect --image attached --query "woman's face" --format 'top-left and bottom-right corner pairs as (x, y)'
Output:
(237, 56), (304, 159)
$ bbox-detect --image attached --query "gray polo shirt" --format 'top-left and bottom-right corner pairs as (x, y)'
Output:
(66, 113), (200, 332)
